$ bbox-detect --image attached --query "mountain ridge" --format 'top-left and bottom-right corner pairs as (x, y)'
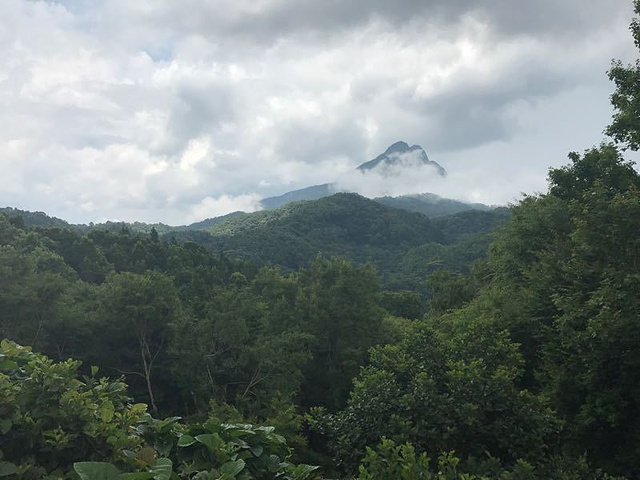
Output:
(356, 141), (447, 177)
(260, 141), (449, 210)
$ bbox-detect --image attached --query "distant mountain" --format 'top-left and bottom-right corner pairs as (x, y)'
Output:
(173, 193), (444, 269)
(168, 193), (510, 290)
(175, 211), (245, 231)
(0, 207), (71, 228)
(260, 141), (450, 211)
(262, 189), (491, 219)
(261, 184), (334, 210)
(374, 193), (492, 218)
(357, 141), (447, 177)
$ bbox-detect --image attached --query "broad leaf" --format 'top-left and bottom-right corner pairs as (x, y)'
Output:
(177, 434), (196, 447)
(0, 462), (17, 477)
(220, 459), (245, 476)
(74, 462), (122, 480)
(150, 458), (172, 480)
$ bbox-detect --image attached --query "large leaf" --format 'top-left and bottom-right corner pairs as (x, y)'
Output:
(74, 462), (122, 480)
(0, 360), (18, 372)
(150, 458), (173, 480)
(220, 459), (245, 476)
(195, 433), (225, 452)
(135, 447), (157, 466)
(0, 462), (17, 477)
(177, 434), (196, 447)
(120, 473), (155, 480)
(99, 400), (115, 422)
(0, 419), (11, 435)
(250, 445), (263, 457)
(288, 464), (319, 479)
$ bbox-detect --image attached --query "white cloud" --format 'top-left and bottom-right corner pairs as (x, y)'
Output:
(0, 0), (637, 223)
(187, 194), (262, 224)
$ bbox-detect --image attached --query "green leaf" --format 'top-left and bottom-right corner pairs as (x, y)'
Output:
(177, 434), (196, 447)
(289, 464), (319, 479)
(91, 365), (99, 376)
(74, 462), (122, 480)
(0, 360), (18, 372)
(100, 400), (115, 422)
(120, 473), (155, 480)
(157, 416), (181, 431)
(220, 459), (245, 477)
(0, 462), (17, 477)
(195, 433), (225, 452)
(0, 419), (11, 435)
(250, 445), (263, 457)
(135, 447), (157, 466)
(150, 458), (172, 480)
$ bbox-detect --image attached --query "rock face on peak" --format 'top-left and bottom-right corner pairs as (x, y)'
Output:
(357, 142), (447, 177)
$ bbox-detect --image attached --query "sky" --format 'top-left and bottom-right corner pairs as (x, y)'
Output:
(0, 0), (638, 225)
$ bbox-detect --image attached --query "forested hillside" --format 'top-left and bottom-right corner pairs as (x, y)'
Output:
(2, 2), (640, 479)
(168, 194), (508, 290)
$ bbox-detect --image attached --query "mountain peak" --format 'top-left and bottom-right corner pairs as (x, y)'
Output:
(384, 141), (410, 154)
(357, 142), (446, 177)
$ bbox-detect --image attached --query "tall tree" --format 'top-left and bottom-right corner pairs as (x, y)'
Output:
(607, 0), (640, 149)
(94, 272), (182, 412)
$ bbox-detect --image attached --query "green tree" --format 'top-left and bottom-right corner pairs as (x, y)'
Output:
(607, 0), (640, 150)
(93, 272), (182, 412)
(483, 146), (640, 475)
(311, 314), (558, 473)
(299, 257), (384, 410)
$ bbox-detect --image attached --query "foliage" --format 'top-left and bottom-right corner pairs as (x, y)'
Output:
(310, 315), (559, 472)
(486, 145), (640, 476)
(0, 340), (320, 480)
(0, 339), (145, 478)
(607, 0), (640, 150)
(356, 439), (624, 480)
(170, 193), (506, 290)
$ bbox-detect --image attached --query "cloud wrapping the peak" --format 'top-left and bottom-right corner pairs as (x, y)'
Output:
(0, 0), (636, 223)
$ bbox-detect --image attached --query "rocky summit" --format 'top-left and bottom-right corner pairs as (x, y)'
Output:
(356, 141), (447, 177)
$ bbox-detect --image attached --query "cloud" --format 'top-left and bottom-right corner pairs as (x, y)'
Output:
(187, 194), (262, 224)
(0, 0), (636, 223)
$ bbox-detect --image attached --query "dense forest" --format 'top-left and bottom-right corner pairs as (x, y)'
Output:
(2, 3), (640, 480)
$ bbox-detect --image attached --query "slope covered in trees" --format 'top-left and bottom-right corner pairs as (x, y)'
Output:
(168, 193), (507, 290)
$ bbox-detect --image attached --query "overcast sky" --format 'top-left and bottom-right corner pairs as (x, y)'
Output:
(0, 0), (637, 224)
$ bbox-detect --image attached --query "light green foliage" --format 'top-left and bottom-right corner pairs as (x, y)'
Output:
(0, 340), (145, 478)
(0, 341), (320, 480)
(607, 0), (640, 150)
(311, 315), (558, 471)
(357, 438), (437, 480)
(356, 439), (625, 480)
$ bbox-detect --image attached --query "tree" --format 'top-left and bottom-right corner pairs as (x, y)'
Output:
(299, 257), (384, 410)
(484, 146), (640, 476)
(94, 272), (182, 413)
(311, 314), (558, 473)
(607, 0), (640, 150)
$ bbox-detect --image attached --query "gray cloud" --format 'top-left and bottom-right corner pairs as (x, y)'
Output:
(82, 0), (629, 47)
